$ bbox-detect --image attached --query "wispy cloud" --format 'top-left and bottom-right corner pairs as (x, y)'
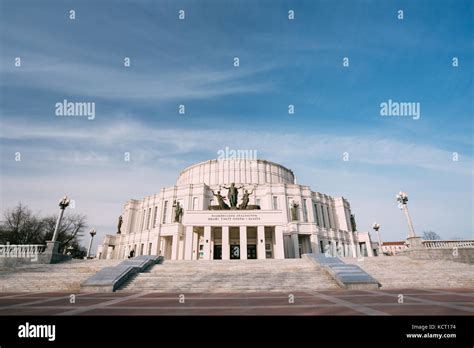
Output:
(1, 118), (471, 176)
(1, 54), (275, 100)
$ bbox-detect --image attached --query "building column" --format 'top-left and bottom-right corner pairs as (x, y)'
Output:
(222, 226), (230, 260)
(184, 226), (194, 260)
(257, 225), (266, 259)
(291, 233), (300, 258)
(203, 226), (211, 260)
(274, 226), (285, 259)
(330, 231), (337, 256)
(239, 226), (247, 260)
(367, 242), (374, 257)
(349, 231), (357, 257)
(310, 233), (319, 254)
(177, 224), (185, 260)
(171, 233), (179, 260)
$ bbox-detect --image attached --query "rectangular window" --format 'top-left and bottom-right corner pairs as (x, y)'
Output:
(321, 206), (326, 228)
(142, 209), (146, 231)
(327, 206), (332, 228)
(272, 196), (278, 210)
(148, 243), (152, 255)
(162, 201), (168, 224)
(303, 199), (308, 222)
(140, 243), (144, 256)
(193, 197), (199, 210)
(314, 204), (320, 226)
(146, 207), (151, 230)
(153, 206), (158, 227)
(319, 240), (324, 253)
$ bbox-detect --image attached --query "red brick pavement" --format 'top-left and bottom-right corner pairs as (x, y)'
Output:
(0, 288), (472, 316)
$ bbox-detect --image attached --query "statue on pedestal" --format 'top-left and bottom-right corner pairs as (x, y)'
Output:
(117, 215), (123, 234)
(211, 190), (229, 210)
(222, 183), (244, 209)
(173, 201), (184, 223)
(350, 214), (357, 232)
(239, 186), (255, 210)
(290, 201), (299, 221)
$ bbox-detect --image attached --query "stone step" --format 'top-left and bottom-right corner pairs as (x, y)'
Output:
(119, 259), (339, 292)
(343, 256), (474, 289)
(0, 259), (122, 292)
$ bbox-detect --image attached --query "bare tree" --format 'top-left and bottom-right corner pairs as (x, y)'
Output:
(42, 213), (87, 250)
(0, 203), (87, 255)
(422, 231), (441, 240)
(0, 204), (44, 244)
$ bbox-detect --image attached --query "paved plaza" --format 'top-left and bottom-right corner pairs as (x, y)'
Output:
(0, 288), (472, 316)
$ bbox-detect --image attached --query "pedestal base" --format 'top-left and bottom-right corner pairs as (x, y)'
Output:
(407, 236), (423, 249)
(38, 241), (71, 264)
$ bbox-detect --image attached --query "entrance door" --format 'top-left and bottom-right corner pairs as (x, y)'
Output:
(247, 245), (257, 259)
(230, 245), (240, 259)
(213, 245), (222, 260)
(298, 235), (312, 257)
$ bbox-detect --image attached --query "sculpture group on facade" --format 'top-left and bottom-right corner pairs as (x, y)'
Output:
(211, 183), (257, 210)
(117, 183), (260, 231)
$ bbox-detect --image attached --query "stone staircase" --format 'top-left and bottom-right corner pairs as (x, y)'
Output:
(343, 256), (474, 289)
(119, 259), (339, 292)
(0, 259), (121, 292)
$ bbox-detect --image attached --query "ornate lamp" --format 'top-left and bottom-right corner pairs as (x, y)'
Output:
(396, 191), (416, 238)
(86, 228), (97, 258)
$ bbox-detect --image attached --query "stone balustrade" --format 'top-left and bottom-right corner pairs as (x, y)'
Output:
(405, 237), (474, 264)
(422, 240), (474, 249)
(0, 242), (72, 266)
(0, 244), (46, 259)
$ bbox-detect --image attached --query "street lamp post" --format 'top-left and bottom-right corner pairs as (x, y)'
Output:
(396, 191), (416, 238)
(87, 228), (97, 259)
(372, 223), (383, 256)
(52, 196), (70, 242)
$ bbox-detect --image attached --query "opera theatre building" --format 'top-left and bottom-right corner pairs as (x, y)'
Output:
(98, 159), (360, 261)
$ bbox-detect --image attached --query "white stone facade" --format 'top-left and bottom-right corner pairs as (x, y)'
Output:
(98, 159), (360, 260)
(356, 232), (380, 257)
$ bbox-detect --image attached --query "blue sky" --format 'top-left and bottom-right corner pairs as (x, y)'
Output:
(0, 0), (472, 251)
